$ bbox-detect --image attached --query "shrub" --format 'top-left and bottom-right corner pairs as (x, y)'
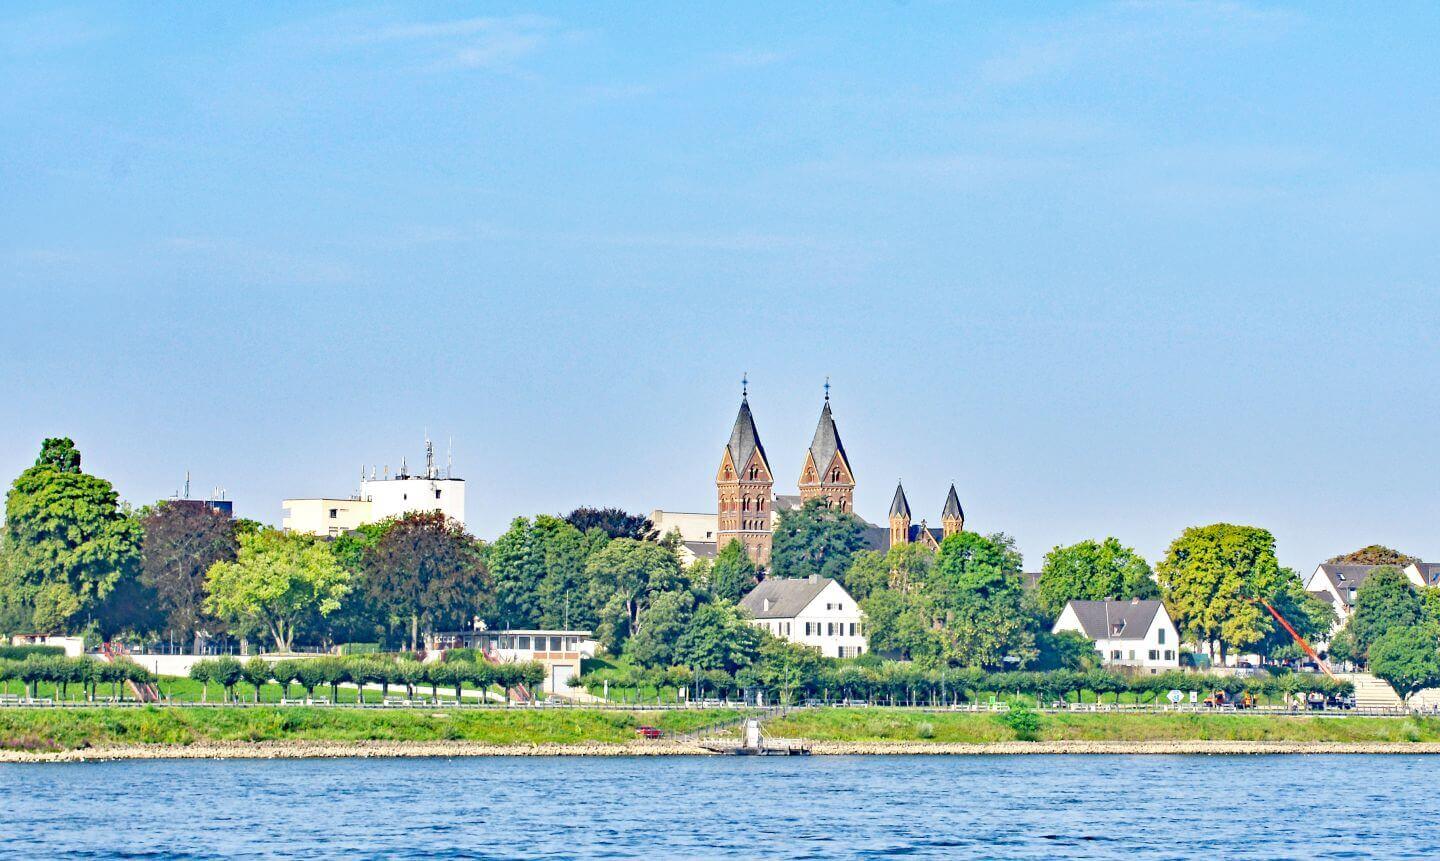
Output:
(997, 704), (1042, 741)
(916, 721), (935, 739)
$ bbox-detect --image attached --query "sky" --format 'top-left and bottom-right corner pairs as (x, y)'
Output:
(3, 1), (1438, 572)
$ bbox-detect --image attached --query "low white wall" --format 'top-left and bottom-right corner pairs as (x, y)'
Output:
(122, 653), (324, 677)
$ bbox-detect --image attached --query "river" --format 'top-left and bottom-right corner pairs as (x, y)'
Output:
(1, 755), (1434, 859)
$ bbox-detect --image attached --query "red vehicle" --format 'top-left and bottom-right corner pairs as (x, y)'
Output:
(636, 726), (663, 740)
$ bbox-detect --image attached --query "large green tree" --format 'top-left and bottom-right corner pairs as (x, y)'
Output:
(486, 515), (606, 629)
(1349, 566), (1424, 659)
(359, 511), (491, 651)
(675, 601), (762, 672)
(139, 500), (239, 650)
(769, 499), (869, 580)
(929, 532), (1032, 669)
(624, 589), (697, 667)
(1155, 523), (1291, 661)
(584, 538), (686, 651)
(1, 439), (142, 632)
(708, 540), (759, 603)
(1035, 537), (1158, 618)
(204, 528), (349, 652)
(1369, 625), (1440, 702)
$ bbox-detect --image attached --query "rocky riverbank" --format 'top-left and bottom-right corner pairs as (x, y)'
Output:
(8, 738), (1440, 762)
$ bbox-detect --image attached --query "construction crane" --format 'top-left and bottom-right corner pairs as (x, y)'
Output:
(1254, 598), (1338, 681)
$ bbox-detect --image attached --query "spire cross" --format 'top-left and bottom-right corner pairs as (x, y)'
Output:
(742, 372), (748, 398)
(824, 377), (830, 401)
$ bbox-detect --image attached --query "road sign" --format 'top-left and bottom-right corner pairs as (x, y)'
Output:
(1167, 689), (1184, 704)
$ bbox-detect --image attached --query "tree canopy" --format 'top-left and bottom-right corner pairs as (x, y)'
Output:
(359, 511), (490, 651)
(1035, 537), (1158, 618)
(204, 528), (350, 652)
(584, 538), (687, 651)
(769, 499), (869, 580)
(564, 507), (658, 542)
(1369, 625), (1440, 701)
(1155, 523), (1293, 660)
(1, 439), (142, 632)
(1348, 566), (1424, 659)
(708, 540), (758, 603)
(140, 500), (238, 647)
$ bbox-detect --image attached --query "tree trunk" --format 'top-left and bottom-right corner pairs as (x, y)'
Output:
(411, 614), (419, 653)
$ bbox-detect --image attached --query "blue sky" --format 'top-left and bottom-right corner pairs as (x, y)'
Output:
(4, 2), (1438, 571)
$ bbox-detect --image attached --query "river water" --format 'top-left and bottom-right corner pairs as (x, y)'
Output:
(1, 755), (1434, 859)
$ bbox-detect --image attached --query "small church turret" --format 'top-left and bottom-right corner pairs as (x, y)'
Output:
(942, 483), (965, 538)
(888, 481), (912, 547)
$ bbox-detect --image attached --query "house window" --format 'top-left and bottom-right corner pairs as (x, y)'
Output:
(1158, 629), (1166, 645)
(550, 637), (562, 651)
(435, 489), (442, 500)
(827, 623), (836, 636)
(1128, 651), (1135, 660)
(848, 623), (856, 636)
(1148, 650), (1159, 661)
(1111, 650), (1122, 660)
(517, 636), (530, 650)
(1164, 650), (1174, 661)
(329, 508), (339, 519)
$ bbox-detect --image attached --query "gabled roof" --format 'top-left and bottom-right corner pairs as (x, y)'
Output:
(739, 576), (836, 619)
(889, 482), (911, 519)
(807, 400), (849, 479)
(1414, 563), (1440, 587)
(726, 398), (768, 474)
(683, 541), (718, 560)
(1062, 599), (1166, 641)
(1314, 564), (1385, 605)
(942, 484), (963, 520)
(774, 494), (803, 512)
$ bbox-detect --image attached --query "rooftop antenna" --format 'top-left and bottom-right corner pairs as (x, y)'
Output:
(370, 465), (377, 481)
(400, 456), (408, 478)
(184, 470), (191, 499)
(384, 464), (390, 480)
(447, 437), (454, 479)
(425, 433), (436, 479)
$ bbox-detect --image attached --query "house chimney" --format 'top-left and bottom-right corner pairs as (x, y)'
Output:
(763, 598), (771, 612)
(808, 574), (818, 583)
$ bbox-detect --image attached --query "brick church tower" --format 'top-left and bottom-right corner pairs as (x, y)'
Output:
(716, 386), (774, 565)
(942, 483), (965, 538)
(798, 388), (855, 512)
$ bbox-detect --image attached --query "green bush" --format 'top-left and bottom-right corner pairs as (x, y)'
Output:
(997, 704), (1042, 741)
(0, 645), (66, 660)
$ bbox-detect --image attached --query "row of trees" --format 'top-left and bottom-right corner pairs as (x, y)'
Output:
(0, 655), (155, 699)
(187, 654), (546, 704)
(579, 658), (1354, 706)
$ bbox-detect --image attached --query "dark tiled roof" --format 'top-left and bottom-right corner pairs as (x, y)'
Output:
(774, 494), (803, 512)
(889, 482), (911, 519)
(1415, 563), (1440, 587)
(807, 400), (849, 479)
(683, 541), (718, 560)
(942, 484), (963, 521)
(740, 576), (833, 619)
(862, 525), (890, 552)
(1063, 599), (1165, 641)
(726, 398), (768, 474)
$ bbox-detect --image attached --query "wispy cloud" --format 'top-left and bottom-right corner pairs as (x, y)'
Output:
(977, 0), (1301, 87)
(276, 12), (568, 72)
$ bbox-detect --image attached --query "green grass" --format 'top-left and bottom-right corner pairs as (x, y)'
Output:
(0, 707), (750, 752)
(765, 708), (1440, 744)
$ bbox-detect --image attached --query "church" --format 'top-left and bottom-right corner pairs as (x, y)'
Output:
(652, 383), (965, 567)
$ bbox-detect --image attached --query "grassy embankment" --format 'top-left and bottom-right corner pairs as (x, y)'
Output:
(766, 708), (1440, 744)
(0, 707), (748, 752)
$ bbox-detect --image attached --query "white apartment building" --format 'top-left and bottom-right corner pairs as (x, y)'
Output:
(739, 575), (867, 658)
(1052, 598), (1180, 672)
(1304, 561), (1440, 622)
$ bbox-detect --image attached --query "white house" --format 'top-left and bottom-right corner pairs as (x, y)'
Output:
(1304, 561), (1440, 622)
(1052, 598), (1180, 672)
(739, 575), (866, 658)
